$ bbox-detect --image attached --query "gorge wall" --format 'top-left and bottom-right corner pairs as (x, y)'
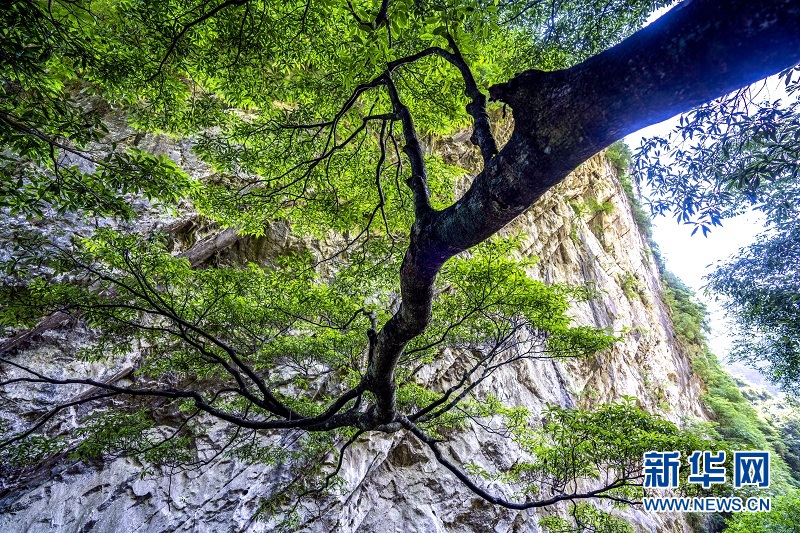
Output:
(0, 124), (710, 532)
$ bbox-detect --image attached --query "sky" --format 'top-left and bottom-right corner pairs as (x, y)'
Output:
(623, 5), (800, 397)
(623, 101), (781, 394)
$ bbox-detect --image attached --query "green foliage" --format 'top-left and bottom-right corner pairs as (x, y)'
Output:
(0, 0), (724, 526)
(605, 140), (633, 176)
(775, 414), (800, 478)
(696, 356), (770, 450)
(0, 1), (197, 218)
(634, 67), (800, 236)
(2, 0), (667, 223)
(706, 226), (800, 399)
(0, 225), (624, 512)
(467, 398), (716, 504)
(621, 173), (654, 242)
(610, 141), (654, 243)
(0, 433), (65, 468)
(1, 229), (615, 403)
(619, 271), (645, 302)
(724, 491), (800, 533)
(659, 270), (800, 490)
(635, 68), (800, 403)
(570, 196), (614, 219)
(661, 271), (709, 346)
(248, 432), (347, 530)
(409, 238), (618, 362)
(541, 503), (634, 533)
(73, 409), (194, 469)
(528, 399), (711, 486)
(568, 193), (615, 249)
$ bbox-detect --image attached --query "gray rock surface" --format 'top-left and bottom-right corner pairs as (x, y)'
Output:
(0, 145), (706, 532)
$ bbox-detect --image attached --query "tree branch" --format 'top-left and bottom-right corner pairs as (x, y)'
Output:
(443, 33), (498, 161)
(0, 223), (242, 355)
(0, 356), (367, 433)
(401, 417), (635, 510)
(361, 0), (800, 426)
(147, 0), (249, 81)
(384, 76), (432, 218)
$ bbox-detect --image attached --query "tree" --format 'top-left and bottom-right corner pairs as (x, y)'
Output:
(636, 64), (800, 398)
(705, 226), (800, 398)
(2, 0), (800, 528)
(724, 490), (800, 533)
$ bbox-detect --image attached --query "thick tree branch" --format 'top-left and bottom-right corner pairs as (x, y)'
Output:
(362, 0), (800, 425)
(384, 76), (432, 218)
(450, 0), (800, 256)
(177, 225), (242, 266)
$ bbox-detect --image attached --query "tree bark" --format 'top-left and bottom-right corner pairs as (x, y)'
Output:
(362, 0), (800, 424)
(178, 225), (242, 266)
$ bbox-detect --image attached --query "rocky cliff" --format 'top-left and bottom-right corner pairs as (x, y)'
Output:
(0, 127), (709, 532)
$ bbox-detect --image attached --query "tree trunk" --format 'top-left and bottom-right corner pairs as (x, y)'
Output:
(362, 0), (800, 424)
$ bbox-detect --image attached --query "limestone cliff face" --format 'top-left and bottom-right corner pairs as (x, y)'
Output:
(0, 135), (707, 532)
(520, 157), (707, 421)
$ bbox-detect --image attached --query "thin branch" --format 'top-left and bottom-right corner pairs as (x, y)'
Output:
(0, 392), (119, 449)
(401, 417), (636, 510)
(0, 223), (242, 356)
(345, 0), (389, 29)
(147, 0), (249, 81)
(0, 354), (370, 432)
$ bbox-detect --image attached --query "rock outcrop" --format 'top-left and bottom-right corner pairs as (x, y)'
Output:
(0, 132), (707, 532)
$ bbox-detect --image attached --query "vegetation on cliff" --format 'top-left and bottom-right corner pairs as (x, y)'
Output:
(2, 0), (800, 529)
(612, 139), (800, 531)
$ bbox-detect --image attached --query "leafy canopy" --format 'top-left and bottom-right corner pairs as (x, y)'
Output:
(3, 0), (666, 224)
(635, 67), (800, 398)
(0, 0), (736, 528)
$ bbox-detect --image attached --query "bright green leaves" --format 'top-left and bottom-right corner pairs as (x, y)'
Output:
(424, 154), (466, 210)
(461, 398), (718, 529)
(481, 0), (669, 81)
(73, 409), (194, 469)
(0, 432), (65, 469)
(0, 2), (684, 524)
(541, 503), (634, 533)
(192, 108), (412, 237)
(724, 491), (800, 533)
(659, 270), (800, 490)
(0, 146), (191, 219)
(190, 106), (469, 240)
(705, 226), (800, 401)
(0, 227), (384, 407)
(637, 69), (800, 411)
(402, 237), (616, 370)
(393, 238), (617, 442)
(524, 400), (709, 489)
(526, 398), (711, 484)
(1, 1), (199, 219)
(2, 0), (669, 230)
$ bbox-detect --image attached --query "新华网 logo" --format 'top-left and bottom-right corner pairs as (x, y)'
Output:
(642, 450), (771, 513)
